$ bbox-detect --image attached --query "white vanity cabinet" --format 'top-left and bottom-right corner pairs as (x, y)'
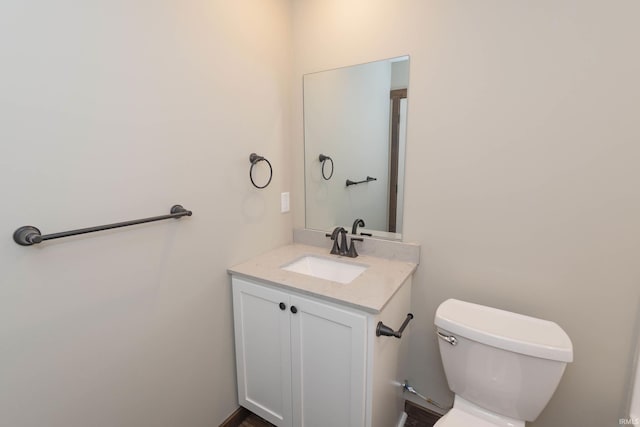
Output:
(231, 274), (412, 427)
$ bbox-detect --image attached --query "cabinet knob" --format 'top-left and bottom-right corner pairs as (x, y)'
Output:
(279, 302), (286, 311)
(290, 306), (298, 314)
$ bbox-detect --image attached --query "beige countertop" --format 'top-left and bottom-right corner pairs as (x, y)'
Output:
(228, 244), (417, 314)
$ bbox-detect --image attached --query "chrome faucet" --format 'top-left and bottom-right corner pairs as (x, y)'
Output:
(326, 227), (346, 255)
(351, 218), (372, 236)
(326, 226), (362, 258)
(338, 228), (349, 255)
(347, 235), (363, 258)
(351, 218), (365, 235)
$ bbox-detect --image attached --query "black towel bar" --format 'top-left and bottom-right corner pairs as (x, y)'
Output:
(346, 176), (377, 187)
(13, 204), (192, 246)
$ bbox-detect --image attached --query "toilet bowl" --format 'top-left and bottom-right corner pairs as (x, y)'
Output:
(434, 299), (573, 427)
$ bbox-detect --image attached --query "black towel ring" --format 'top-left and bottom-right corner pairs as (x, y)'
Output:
(249, 153), (273, 189)
(318, 154), (334, 180)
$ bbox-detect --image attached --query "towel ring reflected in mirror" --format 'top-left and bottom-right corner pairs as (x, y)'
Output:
(319, 154), (334, 180)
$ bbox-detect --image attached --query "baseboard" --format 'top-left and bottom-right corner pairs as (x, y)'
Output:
(397, 411), (408, 427)
(219, 406), (251, 427)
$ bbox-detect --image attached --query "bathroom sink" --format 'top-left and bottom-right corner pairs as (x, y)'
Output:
(281, 255), (367, 284)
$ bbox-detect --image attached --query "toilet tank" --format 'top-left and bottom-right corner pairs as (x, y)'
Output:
(435, 299), (573, 422)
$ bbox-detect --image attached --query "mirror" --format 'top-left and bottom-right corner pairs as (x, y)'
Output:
(303, 56), (409, 240)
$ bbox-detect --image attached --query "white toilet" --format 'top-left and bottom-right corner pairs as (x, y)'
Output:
(434, 299), (573, 427)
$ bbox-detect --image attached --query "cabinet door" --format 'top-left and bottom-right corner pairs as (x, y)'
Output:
(290, 296), (367, 427)
(232, 278), (292, 427)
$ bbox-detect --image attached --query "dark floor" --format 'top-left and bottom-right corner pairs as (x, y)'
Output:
(236, 400), (441, 427)
(404, 400), (441, 427)
(238, 413), (273, 427)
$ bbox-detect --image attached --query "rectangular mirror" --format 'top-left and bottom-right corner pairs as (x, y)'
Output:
(303, 56), (409, 240)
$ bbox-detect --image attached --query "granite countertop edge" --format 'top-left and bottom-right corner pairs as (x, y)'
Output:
(227, 244), (417, 314)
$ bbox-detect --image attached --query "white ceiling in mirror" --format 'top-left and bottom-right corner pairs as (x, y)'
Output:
(303, 56), (409, 241)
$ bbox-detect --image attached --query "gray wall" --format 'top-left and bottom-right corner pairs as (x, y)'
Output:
(292, 1), (640, 426)
(0, 1), (292, 426)
(3, 1), (640, 426)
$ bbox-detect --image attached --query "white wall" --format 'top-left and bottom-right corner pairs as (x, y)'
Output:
(0, 1), (292, 426)
(304, 61), (391, 232)
(292, 1), (640, 426)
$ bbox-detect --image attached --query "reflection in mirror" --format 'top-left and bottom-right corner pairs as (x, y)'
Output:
(304, 56), (409, 240)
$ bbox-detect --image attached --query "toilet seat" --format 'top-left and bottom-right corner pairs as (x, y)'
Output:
(433, 397), (525, 427)
(434, 408), (503, 427)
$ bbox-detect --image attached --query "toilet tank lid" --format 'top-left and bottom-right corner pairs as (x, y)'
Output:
(435, 299), (573, 362)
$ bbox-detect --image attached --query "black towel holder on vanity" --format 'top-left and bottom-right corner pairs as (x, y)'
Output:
(13, 204), (192, 246)
(377, 313), (414, 339)
(318, 154), (334, 180)
(249, 153), (273, 189)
